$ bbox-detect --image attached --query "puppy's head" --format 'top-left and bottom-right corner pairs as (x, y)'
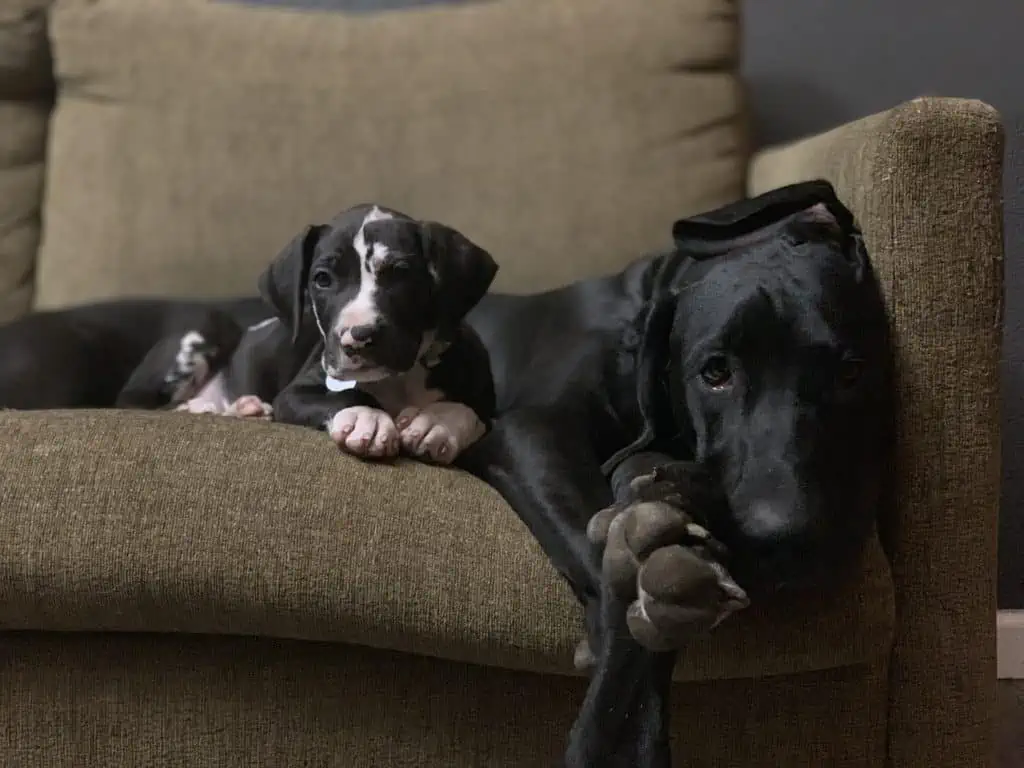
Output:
(636, 181), (893, 593)
(258, 204), (497, 382)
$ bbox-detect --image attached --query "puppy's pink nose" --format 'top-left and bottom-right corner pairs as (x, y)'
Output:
(349, 324), (375, 343)
(340, 323), (375, 353)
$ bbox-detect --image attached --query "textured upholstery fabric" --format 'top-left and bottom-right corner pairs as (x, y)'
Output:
(0, 0), (52, 322)
(749, 96), (1004, 768)
(2, 632), (889, 767)
(0, 408), (894, 684)
(0, 0), (1003, 763)
(35, 0), (746, 306)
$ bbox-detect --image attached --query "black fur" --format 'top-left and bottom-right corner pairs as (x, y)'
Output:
(460, 179), (894, 768)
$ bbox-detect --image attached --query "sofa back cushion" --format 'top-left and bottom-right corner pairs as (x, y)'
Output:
(0, 0), (53, 322)
(36, 0), (746, 307)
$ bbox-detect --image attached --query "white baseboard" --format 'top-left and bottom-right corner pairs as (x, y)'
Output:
(998, 610), (1024, 678)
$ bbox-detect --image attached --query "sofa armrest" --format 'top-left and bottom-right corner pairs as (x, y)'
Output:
(749, 97), (1003, 768)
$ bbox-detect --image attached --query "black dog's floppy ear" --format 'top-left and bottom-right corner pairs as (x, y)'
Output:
(601, 294), (681, 477)
(672, 179), (857, 259)
(420, 221), (498, 334)
(257, 224), (327, 342)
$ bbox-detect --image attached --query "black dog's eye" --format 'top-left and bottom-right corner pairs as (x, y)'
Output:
(311, 269), (333, 289)
(837, 357), (865, 388)
(700, 355), (733, 390)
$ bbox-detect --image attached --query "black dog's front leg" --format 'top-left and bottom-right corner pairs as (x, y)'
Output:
(459, 408), (676, 768)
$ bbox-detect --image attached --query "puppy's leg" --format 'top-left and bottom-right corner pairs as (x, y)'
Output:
(458, 407), (676, 768)
(395, 401), (486, 465)
(273, 365), (400, 460)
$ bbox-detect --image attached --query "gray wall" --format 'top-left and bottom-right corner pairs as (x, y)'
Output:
(741, 0), (1024, 608)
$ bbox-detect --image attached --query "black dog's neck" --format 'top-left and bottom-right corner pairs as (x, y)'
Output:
(594, 248), (708, 477)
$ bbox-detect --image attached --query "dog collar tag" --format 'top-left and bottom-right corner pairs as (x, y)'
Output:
(325, 376), (356, 393)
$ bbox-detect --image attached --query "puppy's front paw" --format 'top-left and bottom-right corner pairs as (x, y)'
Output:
(328, 406), (399, 459)
(225, 395), (273, 419)
(395, 402), (484, 465)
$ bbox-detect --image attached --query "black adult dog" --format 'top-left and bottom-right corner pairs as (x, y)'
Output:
(460, 179), (893, 768)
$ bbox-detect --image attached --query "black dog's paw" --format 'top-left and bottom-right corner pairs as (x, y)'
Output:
(163, 330), (217, 403)
(585, 461), (749, 653)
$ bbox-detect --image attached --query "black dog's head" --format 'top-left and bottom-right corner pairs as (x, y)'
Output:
(635, 181), (893, 592)
(258, 204), (498, 382)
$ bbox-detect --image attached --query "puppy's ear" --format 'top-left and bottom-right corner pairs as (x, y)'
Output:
(257, 224), (327, 342)
(601, 295), (682, 476)
(420, 221), (498, 334)
(672, 179), (857, 259)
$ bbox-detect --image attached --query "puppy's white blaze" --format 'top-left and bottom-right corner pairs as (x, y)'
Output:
(353, 205), (393, 260)
(335, 245), (385, 340)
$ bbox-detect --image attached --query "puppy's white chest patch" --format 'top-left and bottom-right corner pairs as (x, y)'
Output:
(325, 376), (357, 393)
(355, 364), (442, 418)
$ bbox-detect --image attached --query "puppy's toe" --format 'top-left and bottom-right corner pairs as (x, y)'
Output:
(395, 406), (421, 431)
(399, 411), (434, 454)
(370, 418), (400, 459)
(344, 412), (379, 455)
(228, 395), (273, 419)
(328, 409), (360, 444)
(418, 424), (458, 464)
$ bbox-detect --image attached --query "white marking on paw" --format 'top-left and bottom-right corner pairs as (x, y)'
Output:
(225, 395), (273, 419)
(395, 401), (484, 464)
(327, 405), (399, 459)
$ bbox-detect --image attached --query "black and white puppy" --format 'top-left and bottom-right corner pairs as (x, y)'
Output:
(268, 204), (499, 465)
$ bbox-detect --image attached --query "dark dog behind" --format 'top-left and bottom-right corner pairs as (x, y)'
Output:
(460, 179), (894, 768)
(0, 297), (272, 410)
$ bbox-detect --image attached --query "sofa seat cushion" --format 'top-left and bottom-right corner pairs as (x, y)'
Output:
(37, 0), (746, 305)
(0, 409), (895, 682)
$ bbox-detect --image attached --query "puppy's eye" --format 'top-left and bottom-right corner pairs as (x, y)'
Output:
(700, 355), (733, 390)
(312, 269), (333, 289)
(837, 357), (865, 388)
(381, 260), (411, 276)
